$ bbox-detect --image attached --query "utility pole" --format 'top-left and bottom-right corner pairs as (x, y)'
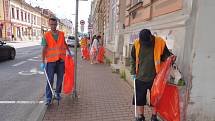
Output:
(73, 0), (79, 98)
(73, 0), (88, 98)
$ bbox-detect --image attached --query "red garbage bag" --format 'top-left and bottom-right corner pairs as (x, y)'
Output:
(97, 46), (105, 63)
(63, 55), (74, 94)
(156, 84), (180, 121)
(83, 46), (90, 60)
(151, 56), (174, 106)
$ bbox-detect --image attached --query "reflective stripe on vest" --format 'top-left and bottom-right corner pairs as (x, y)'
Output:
(134, 37), (166, 75)
(44, 31), (66, 62)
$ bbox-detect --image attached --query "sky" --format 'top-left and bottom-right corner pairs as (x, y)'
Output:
(25, 0), (92, 33)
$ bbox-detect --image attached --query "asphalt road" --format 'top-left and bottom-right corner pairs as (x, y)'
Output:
(0, 45), (46, 121)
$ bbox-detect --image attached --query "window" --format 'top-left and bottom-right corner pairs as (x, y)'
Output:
(11, 7), (15, 19)
(16, 9), (19, 20)
(22, 27), (24, 36)
(28, 13), (30, 23)
(31, 14), (33, 24)
(21, 11), (23, 21)
(25, 12), (27, 21)
(34, 15), (35, 24)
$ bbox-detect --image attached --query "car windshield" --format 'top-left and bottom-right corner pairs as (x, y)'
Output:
(68, 36), (75, 40)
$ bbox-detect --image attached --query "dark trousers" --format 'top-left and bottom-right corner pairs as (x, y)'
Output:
(45, 60), (65, 101)
(133, 79), (153, 106)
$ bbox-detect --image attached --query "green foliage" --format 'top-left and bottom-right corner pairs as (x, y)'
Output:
(120, 70), (126, 80)
(104, 55), (112, 66)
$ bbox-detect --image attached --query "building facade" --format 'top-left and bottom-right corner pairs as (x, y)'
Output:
(59, 19), (73, 37)
(0, 0), (73, 41)
(90, 0), (126, 64)
(0, 0), (11, 40)
(10, 0), (43, 41)
(123, 0), (215, 120)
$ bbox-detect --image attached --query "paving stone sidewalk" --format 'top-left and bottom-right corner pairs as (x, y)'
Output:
(42, 58), (152, 121)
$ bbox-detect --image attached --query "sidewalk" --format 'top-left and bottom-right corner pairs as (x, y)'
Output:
(42, 59), (152, 121)
(6, 40), (40, 49)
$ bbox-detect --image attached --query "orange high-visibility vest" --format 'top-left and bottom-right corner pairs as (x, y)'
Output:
(44, 31), (67, 62)
(133, 36), (166, 75)
(80, 38), (87, 47)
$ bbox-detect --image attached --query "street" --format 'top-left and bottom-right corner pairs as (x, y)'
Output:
(0, 45), (45, 121)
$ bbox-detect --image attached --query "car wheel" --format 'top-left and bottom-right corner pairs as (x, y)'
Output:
(9, 49), (16, 60)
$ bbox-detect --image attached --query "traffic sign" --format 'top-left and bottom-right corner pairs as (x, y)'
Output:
(80, 20), (85, 25)
(88, 25), (92, 29)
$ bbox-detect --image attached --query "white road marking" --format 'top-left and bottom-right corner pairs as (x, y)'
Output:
(0, 101), (44, 104)
(27, 58), (41, 62)
(12, 61), (27, 67)
(18, 68), (44, 75)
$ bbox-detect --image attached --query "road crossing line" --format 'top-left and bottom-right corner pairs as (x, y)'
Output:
(0, 101), (44, 104)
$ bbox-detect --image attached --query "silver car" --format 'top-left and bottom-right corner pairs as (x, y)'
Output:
(66, 36), (80, 47)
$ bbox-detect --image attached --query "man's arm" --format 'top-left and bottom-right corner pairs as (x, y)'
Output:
(130, 45), (136, 75)
(41, 37), (47, 63)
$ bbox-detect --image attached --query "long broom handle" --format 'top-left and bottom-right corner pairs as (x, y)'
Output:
(133, 77), (137, 118)
(44, 68), (55, 96)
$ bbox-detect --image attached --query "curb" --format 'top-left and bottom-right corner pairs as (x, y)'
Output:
(26, 103), (47, 121)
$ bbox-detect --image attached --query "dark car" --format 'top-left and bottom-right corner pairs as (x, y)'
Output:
(0, 40), (16, 60)
(66, 36), (80, 47)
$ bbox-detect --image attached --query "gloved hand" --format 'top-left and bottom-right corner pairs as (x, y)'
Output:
(130, 75), (136, 81)
(68, 50), (74, 57)
(40, 63), (46, 71)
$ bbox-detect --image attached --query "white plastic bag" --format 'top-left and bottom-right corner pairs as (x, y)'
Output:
(146, 89), (151, 106)
(170, 63), (182, 85)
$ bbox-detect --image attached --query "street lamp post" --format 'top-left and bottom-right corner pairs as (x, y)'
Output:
(73, 0), (88, 98)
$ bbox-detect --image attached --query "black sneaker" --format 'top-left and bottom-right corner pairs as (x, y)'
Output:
(135, 116), (145, 121)
(151, 114), (159, 121)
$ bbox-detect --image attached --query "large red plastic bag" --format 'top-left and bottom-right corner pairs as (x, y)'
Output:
(151, 56), (173, 106)
(63, 55), (74, 94)
(97, 46), (105, 63)
(83, 46), (90, 60)
(156, 84), (180, 121)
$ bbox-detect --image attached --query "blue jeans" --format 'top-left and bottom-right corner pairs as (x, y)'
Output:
(45, 60), (65, 101)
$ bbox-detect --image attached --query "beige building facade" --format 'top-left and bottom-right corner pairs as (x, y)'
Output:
(0, 0), (73, 41)
(0, 0), (11, 40)
(10, 0), (42, 41)
(90, 0), (126, 63)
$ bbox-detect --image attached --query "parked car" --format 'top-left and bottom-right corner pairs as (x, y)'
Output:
(66, 36), (80, 47)
(0, 40), (16, 61)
